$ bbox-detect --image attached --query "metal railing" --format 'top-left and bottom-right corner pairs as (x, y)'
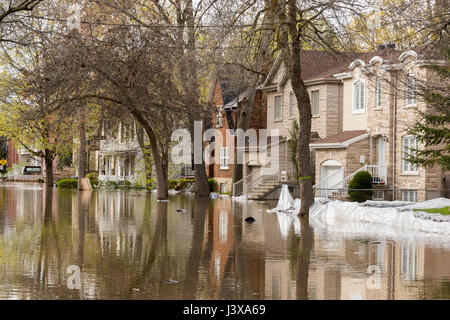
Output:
(232, 169), (261, 197)
(315, 165), (388, 198)
(232, 169), (281, 197)
(313, 167), (345, 197)
(366, 165), (387, 184)
(314, 187), (450, 202)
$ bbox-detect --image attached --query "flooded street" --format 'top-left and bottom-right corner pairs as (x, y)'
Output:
(0, 183), (449, 300)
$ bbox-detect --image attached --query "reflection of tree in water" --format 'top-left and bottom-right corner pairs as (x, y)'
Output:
(296, 216), (314, 300)
(35, 187), (63, 298)
(123, 200), (168, 298)
(183, 199), (210, 299)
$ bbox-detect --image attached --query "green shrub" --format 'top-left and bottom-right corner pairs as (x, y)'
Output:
(168, 179), (194, 191)
(85, 172), (99, 180)
(348, 171), (373, 202)
(176, 179), (194, 191)
(208, 178), (218, 192)
(89, 178), (99, 188)
(57, 179), (78, 189)
(102, 181), (118, 189)
(133, 183), (145, 189)
(168, 179), (178, 190)
(118, 180), (132, 187)
(145, 179), (154, 190)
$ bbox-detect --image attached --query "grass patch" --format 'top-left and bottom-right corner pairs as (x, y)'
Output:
(413, 207), (450, 215)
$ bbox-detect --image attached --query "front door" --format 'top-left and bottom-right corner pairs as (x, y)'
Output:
(320, 163), (343, 197)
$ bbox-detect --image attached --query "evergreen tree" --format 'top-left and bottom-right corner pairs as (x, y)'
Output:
(407, 47), (450, 171)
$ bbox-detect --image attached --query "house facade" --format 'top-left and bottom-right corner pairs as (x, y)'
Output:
(234, 47), (448, 201)
(97, 122), (146, 184)
(3, 140), (60, 182)
(206, 71), (267, 194)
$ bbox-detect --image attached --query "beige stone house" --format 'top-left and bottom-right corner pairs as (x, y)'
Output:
(234, 47), (448, 201)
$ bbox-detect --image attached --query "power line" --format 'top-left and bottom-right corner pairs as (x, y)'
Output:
(13, 13), (281, 29)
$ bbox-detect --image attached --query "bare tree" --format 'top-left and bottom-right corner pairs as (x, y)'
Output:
(0, 0), (43, 23)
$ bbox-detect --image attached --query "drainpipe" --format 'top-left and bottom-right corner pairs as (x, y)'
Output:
(392, 71), (397, 201)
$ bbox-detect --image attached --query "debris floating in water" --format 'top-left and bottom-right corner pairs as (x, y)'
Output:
(245, 217), (256, 223)
(163, 279), (180, 284)
(210, 193), (218, 199)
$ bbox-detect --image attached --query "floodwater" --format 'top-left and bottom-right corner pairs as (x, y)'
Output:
(0, 183), (449, 300)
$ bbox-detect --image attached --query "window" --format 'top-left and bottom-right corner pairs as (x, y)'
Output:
(274, 95), (283, 121)
(402, 135), (419, 173)
(373, 190), (384, 200)
(375, 77), (382, 109)
(401, 244), (417, 280)
(289, 92), (295, 118)
(402, 190), (418, 202)
(353, 80), (365, 113)
(406, 75), (416, 106)
(219, 147), (229, 169)
(311, 90), (319, 116)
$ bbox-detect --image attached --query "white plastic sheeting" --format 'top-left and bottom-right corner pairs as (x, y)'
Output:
(232, 194), (250, 202)
(269, 187), (450, 241)
(276, 212), (300, 239)
(402, 197), (450, 210)
(309, 199), (450, 235)
(267, 184), (300, 213)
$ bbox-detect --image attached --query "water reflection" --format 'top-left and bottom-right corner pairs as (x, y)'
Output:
(0, 183), (449, 300)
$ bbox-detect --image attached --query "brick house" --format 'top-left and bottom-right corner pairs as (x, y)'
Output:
(206, 70), (267, 194)
(234, 47), (448, 201)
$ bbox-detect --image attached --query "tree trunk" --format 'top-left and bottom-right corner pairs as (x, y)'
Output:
(185, 0), (210, 198)
(191, 118), (210, 197)
(285, 0), (315, 216)
(44, 154), (54, 187)
(136, 125), (153, 187)
(78, 110), (87, 190)
(154, 158), (169, 200)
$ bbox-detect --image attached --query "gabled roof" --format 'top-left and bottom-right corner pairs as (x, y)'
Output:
(207, 64), (252, 106)
(310, 130), (369, 149)
(262, 49), (407, 89)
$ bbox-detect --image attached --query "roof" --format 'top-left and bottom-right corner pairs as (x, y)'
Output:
(263, 49), (406, 88)
(310, 130), (368, 148)
(214, 64), (251, 105)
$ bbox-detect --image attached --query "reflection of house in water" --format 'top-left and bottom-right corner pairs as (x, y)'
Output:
(205, 199), (235, 298)
(93, 190), (145, 258)
(311, 238), (450, 300)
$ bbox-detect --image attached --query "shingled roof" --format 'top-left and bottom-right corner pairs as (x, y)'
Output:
(310, 130), (368, 147)
(263, 48), (407, 87)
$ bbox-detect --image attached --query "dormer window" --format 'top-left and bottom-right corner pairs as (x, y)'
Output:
(406, 75), (416, 106)
(353, 80), (365, 114)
